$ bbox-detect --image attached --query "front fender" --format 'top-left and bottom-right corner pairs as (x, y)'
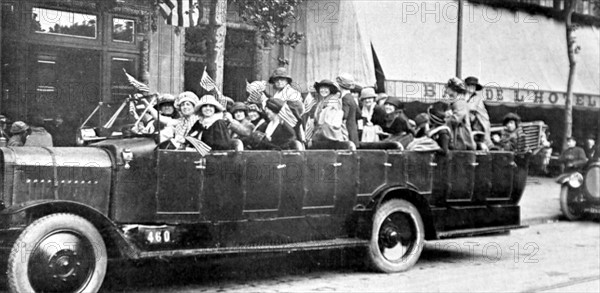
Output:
(0, 200), (139, 259)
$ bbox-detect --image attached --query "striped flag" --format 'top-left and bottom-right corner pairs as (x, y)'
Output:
(302, 92), (317, 115)
(305, 118), (315, 141)
(278, 103), (299, 128)
(199, 68), (216, 92)
(123, 69), (150, 93)
(159, 0), (199, 27)
(185, 136), (212, 156)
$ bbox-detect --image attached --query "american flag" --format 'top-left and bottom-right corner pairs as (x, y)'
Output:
(200, 68), (228, 108)
(278, 103), (299, 128)
(199, 68), (216, 92)
(123, 69), (150, 93)
(185, 136), (212, 156)
(302, 92), (317, 115)
(159, 0), (199, 27)
(305, 118), (315, 141)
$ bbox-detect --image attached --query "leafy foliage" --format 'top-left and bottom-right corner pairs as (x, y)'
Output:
(232, 0), (305, 48)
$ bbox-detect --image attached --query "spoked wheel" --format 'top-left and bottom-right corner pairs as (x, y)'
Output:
(560, 186), (585, 221)
(7, 213), (107, 293)
(367, 199), (425, 273)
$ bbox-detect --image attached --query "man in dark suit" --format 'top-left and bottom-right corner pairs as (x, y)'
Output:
(336, 73), (360, 146)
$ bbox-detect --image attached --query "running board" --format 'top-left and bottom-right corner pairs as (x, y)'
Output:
(137, 238), (369, 259)
(436, 224), (528, 239)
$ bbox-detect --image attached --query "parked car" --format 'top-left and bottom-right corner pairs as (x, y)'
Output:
(0, 109), (531, 292)
(556, 146), (600, 220)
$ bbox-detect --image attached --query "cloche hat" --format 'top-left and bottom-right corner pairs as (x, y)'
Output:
(197, 95), (225, 112)
(269, 67), (293, 84)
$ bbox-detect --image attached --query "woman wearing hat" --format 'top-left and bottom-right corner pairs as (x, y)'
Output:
(253, 98), (297, 150)
(464, 76), (491, 148)
(447, 99), (476, 151)
(186, 95), (234, 150)
(246, 103), (266, 129)
(380, 97), (414, 147)
(427, 102), (453, 155)
(311, 79), (349, 144)
(336, 73), (360, 146)
(144, 91), (202, 147)
(358, 87), (386, 142)
(269, 67), (305, 140)
(228, 102), (254, 140)
(499, 112), (526, 152)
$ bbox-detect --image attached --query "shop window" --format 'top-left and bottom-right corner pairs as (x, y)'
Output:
(31, 7), (97, 39)
(36, 57), (57, 93)
(112, 18), (135, 43)
(111, 57), (136, 101)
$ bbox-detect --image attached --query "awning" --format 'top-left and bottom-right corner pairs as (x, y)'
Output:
(352, 0), (600, 109)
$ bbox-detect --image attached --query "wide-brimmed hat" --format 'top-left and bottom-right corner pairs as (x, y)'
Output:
(503, 112), (521, 127)
(269, 67), (293, 84)
(376, 93), (389, 102)
(175, 91), (200, 109)
(265, 98), (285, 114)
(464, 76), (483, 91)
(10, 121), (29, 135)
(314, 79), (341, 95)
(445, 77), (467, 94)
(384, 97), (403, 109)
(230, 102), (247, 114)
(197, 95), (225, 112)
(360, 87), (377, 100)
(336, 73), (355, 90)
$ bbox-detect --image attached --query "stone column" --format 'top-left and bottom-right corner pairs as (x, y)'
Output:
(207, 0), (228, 91)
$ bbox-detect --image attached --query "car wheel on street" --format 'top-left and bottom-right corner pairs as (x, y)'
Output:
(559, 186), (584, 221)
(6, 213), (107, 293)
(367, 199), (425, 273)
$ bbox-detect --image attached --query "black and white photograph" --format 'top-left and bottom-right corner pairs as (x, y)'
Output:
(0, 0), (598, 292)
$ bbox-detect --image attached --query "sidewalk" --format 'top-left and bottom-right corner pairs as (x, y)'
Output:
(520, 176), (562, 225)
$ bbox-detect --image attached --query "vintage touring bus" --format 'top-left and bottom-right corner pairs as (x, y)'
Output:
(0, 120), (529, 292)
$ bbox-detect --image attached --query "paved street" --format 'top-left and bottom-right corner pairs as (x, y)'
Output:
(99, 177), (600, 293)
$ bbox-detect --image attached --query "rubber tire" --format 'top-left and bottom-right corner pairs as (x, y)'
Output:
(6, 213), (107, 293)
(560, 185), (584, 221)
(367, 199), (425, 273)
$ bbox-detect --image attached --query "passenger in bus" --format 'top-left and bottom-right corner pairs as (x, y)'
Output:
(269, 67), (305, 141)
(499, 112), (527, 152)
(144, 91), (200, 149)
(379, 97), (414, 148)
(427, 102), (452, 155)
(253, 98), (297, 150)
(413, 113), (430, 138)
(336, 73), (360, 146)
(311, 80), (349, 144)
(358, 87), (386, 142)
(187, 95), (233, 150)
(247, 103), (266, 129)
(7, 121), (31, 147)
(464, 76), (492, 148)
(156, 94), (178, 119)
(228, 102), (254, 140)
(447, 99), (476, 151)
(406, 113), (441, 152)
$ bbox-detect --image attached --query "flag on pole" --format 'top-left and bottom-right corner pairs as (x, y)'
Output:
(199, 68), (217, 92)
(305, 118), (315, 141)
(199, 67), (228, 108)
(123, 69), (150, 93)
(159, 0), (199, 27)
(185, 136), (212, 156)
(278, 103), (299, 128)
